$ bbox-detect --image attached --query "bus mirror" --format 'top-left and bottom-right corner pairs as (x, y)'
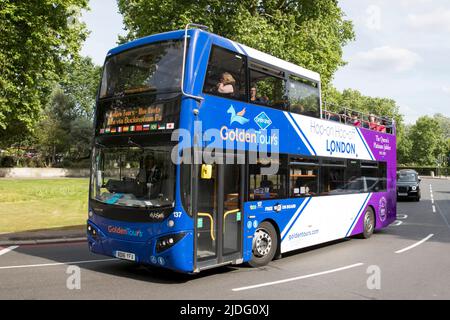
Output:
(201, 164), (212, 179)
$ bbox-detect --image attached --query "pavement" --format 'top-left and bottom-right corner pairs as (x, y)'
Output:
(0, 226), (85, 246)
(0, 177), (449, 300)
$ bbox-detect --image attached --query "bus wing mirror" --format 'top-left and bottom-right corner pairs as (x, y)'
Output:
(201, 164), (212, 179)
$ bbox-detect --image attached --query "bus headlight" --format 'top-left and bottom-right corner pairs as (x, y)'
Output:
(156, 232), (186, 253)
(87, 223), (99, 239)
(412, 186), (417, 191)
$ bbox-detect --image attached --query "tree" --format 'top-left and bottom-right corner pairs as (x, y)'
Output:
(60, 56), (102, 118)
(117, 0), (354, 87)
(409, 116), (446, 166)
(433, 113), (450, 139)
(0, 0), (89, 146)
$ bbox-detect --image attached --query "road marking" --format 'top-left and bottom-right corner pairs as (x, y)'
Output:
(395, 234), (434, 254)
(432, 205), (436, 213)
(397, 214), (408, 220)
(0, 246), (19, 257)
(0, 258), (117, 270)
(232, 263), (364, 292)
(391, 220), (403, 226)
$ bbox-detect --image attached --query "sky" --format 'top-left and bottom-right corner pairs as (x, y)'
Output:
(81, 0), (450, 124)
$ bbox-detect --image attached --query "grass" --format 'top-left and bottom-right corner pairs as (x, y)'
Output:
(0, 178), (89, 234)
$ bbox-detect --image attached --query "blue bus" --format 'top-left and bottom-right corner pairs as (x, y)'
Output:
(88, 25), (397, 273)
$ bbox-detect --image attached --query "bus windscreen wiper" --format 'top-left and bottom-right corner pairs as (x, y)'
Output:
(127, 137), (143, 149)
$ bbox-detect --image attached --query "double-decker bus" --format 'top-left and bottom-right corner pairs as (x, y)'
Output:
(88, 25), (397, 273)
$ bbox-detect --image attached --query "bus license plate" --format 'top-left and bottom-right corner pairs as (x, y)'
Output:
(115, 251), (136, 261)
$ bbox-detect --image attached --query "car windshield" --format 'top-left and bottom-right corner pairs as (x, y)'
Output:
(99, 40), (184, 98)
(398, 173), (417, 183)
(90, 145), (175, 208)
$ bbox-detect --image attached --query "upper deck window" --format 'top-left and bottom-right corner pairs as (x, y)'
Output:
(100, 40), (184, 99)
(203, 46), (247, 102)
(288, 75), (320, 118)
(249, 66), (286, 110)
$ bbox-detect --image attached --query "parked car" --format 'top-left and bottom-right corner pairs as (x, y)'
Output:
(397, 169), (421, 201)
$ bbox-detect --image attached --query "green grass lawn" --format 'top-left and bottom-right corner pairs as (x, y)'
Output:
(0, 178), (89, 234)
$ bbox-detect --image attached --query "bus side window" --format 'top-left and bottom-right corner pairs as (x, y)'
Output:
(249, 68), (286, 110)
(249, 155), (287, 200)
(288, 75), (320, 118)
(203, 45), (247, 102)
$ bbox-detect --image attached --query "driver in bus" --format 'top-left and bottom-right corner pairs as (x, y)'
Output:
(137, 155), (162, 198)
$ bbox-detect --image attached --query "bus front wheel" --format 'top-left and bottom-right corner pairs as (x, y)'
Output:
(248, 221), (278, 267)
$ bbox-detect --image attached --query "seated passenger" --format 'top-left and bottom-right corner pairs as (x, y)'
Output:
(377, 119), (387, 133)
(369, 114), (378, 131)
(250, 86), (268, 105)
(260, 175), (273, 190)
(216, 72), (235, 95)
(351, 111), (361, 127)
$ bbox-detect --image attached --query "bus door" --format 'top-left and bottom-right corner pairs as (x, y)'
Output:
(195, 159), (244, 269)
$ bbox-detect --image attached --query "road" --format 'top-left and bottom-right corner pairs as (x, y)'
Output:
(1, 177), (449, 300)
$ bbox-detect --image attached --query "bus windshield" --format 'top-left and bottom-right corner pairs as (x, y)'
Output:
(90, 146), (175, 208)
(100, 40), (184, 98)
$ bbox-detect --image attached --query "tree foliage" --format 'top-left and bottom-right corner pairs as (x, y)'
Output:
(60, 56), (102, 118)
(35, 85), (94, 167)
(117, 0), (355, 87)
(0, 0), (89, 145)
(408, 116), (446, 166)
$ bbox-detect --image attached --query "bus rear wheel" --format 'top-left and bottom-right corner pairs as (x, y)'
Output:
(248, 221), (278, 268)
(361, 207), (375, 239)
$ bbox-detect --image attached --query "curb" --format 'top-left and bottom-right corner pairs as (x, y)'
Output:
(0, 236), (86, 246)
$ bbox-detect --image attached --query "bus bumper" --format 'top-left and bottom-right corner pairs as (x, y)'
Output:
(87, 220), (194, 273)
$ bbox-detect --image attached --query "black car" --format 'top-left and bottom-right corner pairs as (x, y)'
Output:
(397, 169), (421, 201)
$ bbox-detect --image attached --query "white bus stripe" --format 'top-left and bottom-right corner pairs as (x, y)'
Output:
(284, 112), (315, 155)
(395, 234), (434, 254)
(232, 263), (364, 291)
(280, 199), (309, 239)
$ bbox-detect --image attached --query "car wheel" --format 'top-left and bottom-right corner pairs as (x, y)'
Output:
(248, 221), (278, 268)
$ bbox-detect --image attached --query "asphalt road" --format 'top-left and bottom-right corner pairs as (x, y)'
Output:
(1, 177), (449, 300)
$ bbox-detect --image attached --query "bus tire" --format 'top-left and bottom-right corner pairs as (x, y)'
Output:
(248, 221), (278, 268)
(361, 207), (375, 239)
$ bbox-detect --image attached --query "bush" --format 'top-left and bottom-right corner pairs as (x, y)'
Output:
(0, 156), (15, 167)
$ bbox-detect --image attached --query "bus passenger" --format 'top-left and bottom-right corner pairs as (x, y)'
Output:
(351, 111), (361, 127)
(369, 114), (378, 131)
(250, 86), (267, 104)
(377, 119), (387, 133)
(216, 72), (235, 95)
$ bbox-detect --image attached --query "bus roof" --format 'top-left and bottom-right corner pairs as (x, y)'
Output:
(106, 29), (321, 83)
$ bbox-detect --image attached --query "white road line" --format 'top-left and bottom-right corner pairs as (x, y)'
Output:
(232, 263), (364, 292)
(432, 205), (436, 213)
(396, 214), (408, 220)
(0, 246), (19, 256)
(0, 258), (117, 270)
(395, 234), (434, 254)
(391, 220), (403, 226)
